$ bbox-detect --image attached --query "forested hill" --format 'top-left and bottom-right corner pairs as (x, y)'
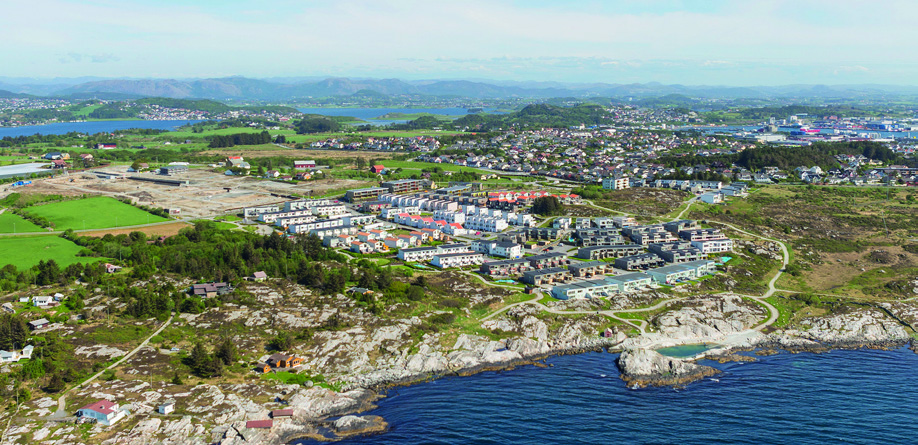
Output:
(452, 104), (609, 130)
(659, 141), (903, 171)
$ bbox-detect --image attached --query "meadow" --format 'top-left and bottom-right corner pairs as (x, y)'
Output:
(22, 196), (169, 230)
(0, 212), (43, 233)
(0, 235), (93, 269)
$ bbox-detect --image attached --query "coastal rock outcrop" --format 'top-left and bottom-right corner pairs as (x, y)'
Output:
(333, 415), (387, 437)
(616, 349), (719, 387)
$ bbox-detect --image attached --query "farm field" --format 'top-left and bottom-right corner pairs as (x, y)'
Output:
(0, 212), (43, 233)
(0, 235), (93, 269)
(22, 196), (168, 230)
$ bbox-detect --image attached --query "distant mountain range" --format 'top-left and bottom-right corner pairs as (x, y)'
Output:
(1, 76), (918, 101)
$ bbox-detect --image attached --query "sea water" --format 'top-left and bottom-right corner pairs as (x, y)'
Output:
(301, 348), (918, 444)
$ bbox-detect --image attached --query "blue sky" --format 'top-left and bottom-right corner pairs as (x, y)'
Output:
(3, 0), (916, 85)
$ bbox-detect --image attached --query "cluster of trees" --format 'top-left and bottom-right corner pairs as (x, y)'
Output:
(388, 115), (444, 131)
(659, 141), (901, 172)
(87, 103), (137, 119)
(296, 116), (340, 134)
(531, 196), (564, 216)
(0, 314), (29, 351)
(187, 337), (237, 378)
(208, 131), (272, 148)
(453, 104), (609, 131)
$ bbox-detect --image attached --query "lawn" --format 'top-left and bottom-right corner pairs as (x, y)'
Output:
(0, 235), (94, 269)
(0, 212), (42, 233)
(23, 196), (168, 230)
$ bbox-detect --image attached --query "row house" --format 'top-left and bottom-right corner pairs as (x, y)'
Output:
(569, 261), (611, 278)
(311, 225), (359, 240)
(350, 240), (387, 254)
(287, 218), (345, 234)
(520, 267), (572, 286)
(662, 220), (701, 234)
(311, 204), (348, 217)
(359, 200), (390, 213)
(576, 245), (645, 260)
(398, 246), (440, 262)
(465, 216), (509, 233)
(381, 206), (420, 219)
(432, 209), (466, 224)
(471, 240), (523, 259)
(341, 214), (376, 226)
(431, 252), (485, 269)
(258, 209), (312, 224)
(678, 228), (725, 241)
(324, 234), (356, 248)
(479, 252), (570, 276)
(550, 278), (619, 300)
(615, 253), (665, 270)
(243, 205), (279, 219)
(606, 272), (654, 292)
(692, 238), (734, 254)
(646, 260), (717, 284)
(276, 215), (317, 228)
(284, 199), (332, 212)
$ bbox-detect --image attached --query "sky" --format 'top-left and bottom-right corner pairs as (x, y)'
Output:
(3, 0), (917, 86)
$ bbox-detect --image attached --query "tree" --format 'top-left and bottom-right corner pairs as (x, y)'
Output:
(188, 342), (210, 376)
(214, 336), (237, 366)
(44, 373), (68, 392)
(270, 331), (293, 351)
(171, 371), (184, 385)
(531, 196), (563, 216)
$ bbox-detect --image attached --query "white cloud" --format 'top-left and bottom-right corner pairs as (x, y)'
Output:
(0, 0), (916, 84)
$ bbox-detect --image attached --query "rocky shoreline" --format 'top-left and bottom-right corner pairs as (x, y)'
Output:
(10, 294), (918, 445)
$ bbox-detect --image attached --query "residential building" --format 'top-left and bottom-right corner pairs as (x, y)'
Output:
(32, 296), (53, 307)
(471, 240), (523, 258)
(614, 253), (665, 270)
(576, 245), (645, 260)
(398, 246), (440, 262)
(431, 252), (485, 268)
(678, 228), (724, 241)
(382, 179), (427, 194)
(28, 318), (49, 330)
(568, 261), (610, 278)
(520, 267), (572, 286)
(345, 187), (388, 202)
(602, 176), (631, 190)
(662, 220), (701, 234)
(646, 260), (717, 284)
(691, 238), (734, 254)
(77, 400), (127, 426)
(699, 192), (724, 204)
(606, 273), (653, 292)
(550, 278), (619, 300)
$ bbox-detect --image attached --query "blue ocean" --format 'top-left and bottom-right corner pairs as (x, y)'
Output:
(0, 120), (203, 138)
(310, 348), (918, 444)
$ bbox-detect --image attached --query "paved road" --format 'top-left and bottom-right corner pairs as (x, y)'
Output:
(48, 313), (174, 419)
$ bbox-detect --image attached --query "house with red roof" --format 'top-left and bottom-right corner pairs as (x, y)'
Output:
(77, 400), (126, 426)
(370, 165), (386, 174)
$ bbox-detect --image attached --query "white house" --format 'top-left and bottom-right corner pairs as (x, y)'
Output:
(32, 296), (53, 307)
(77, 400), (127, 426)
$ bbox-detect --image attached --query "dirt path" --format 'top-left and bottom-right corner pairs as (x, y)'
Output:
(47, 313), (174, 419)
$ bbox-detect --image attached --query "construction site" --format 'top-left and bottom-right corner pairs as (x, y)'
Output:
(9, 166), (376, 219)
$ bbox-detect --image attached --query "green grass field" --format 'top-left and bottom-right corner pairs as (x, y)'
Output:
(0, 236), (93, 269)
(0, 212), (42, 233)
(23, 196), (168, 230)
